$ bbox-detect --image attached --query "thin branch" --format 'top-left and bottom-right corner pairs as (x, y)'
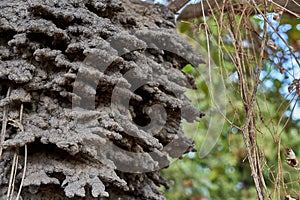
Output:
(0, 86), (11, 159)
(7, 151), (18, 200)
(16, 103), (27, 200)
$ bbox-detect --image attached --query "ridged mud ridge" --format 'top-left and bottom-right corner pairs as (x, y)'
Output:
(0, 0), (204, 199)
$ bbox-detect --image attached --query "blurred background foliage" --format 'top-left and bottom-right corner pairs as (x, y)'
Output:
(161, 2), (300, 199)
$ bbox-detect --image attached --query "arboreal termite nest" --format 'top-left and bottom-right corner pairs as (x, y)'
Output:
(0, 0), (204, 199)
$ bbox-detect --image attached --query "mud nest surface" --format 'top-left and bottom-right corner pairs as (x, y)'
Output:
(0, 0), (204, 199)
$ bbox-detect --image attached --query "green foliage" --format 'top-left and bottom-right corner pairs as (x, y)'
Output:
(162, 6), (300, 200)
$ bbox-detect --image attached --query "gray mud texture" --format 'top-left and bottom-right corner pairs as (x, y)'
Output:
(0, 0), (204, 199)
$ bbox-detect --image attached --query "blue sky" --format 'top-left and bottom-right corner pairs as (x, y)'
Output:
(256, 13), (300, 120)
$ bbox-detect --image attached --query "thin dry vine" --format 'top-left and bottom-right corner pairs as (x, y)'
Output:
(179, 0), (300, 199)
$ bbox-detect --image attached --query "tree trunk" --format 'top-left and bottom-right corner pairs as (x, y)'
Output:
(0, 0), (203, 199)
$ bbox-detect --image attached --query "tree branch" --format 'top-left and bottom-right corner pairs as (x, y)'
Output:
(167, 0), (190, 12)
(178, 0), (300, 20)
